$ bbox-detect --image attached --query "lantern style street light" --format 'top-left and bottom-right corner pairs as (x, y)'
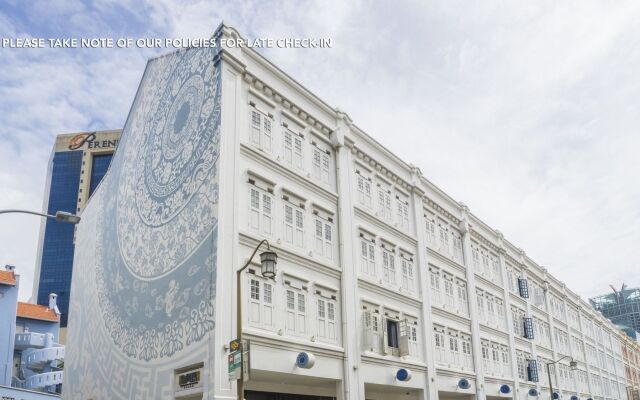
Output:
(236, 239), (277, 400)
(546, 356), (579, 400)
(0, 209), (81, 224)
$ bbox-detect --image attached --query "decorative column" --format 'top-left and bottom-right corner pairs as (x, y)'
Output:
(496, 231), (522, 395)
(542, 275), (562, 398)
(574, 300), (594, 396)
(409, 166), (438, 400)
(458, 203), (486, 400)
(332, 110), (364, 400)
(212, 46), (246, 400)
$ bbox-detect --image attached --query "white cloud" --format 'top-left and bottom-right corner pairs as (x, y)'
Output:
(0, 0), (639, 304)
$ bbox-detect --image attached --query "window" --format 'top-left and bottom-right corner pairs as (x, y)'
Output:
(490, 254), (501, 284)
(356, 170), (372, 208)
(247, 276), (274, 330)
(360, 236), (376, 277)
(505, 265), (519, 294)
(249, 185), (273, 236)
(434, 326), (446, 364)
(400, 256), (414, 292)
(456, 280), (468, 315)
(491, 346), (500, 376)
(472, 244), (481, 271)
(382, 248), (396, 285)
(443, 274), (455, 308)
(518, 278), (529, 298)
(501, 346), (511, 377)
(448, 331), (460, 366)
(311, 142), (331, 185)
(517, 351), (527, 380)
(481, 249), (490, 276)
(250, 108), (272, 153)
(377, 185), (392, 221)
(283, 200), (304, 248)
(477, 291), (486, 322)
(425, 215), (436, 244)
(438, 223), (449, 255)
(285, 287), (307, 336)
(495, 299), (505, 328)
(482, 341), (491, 372)
(282, 128), (303, 170)
(409, 324), (418, 357)
(523, 317), (534, 339)
(451, 231), (463, 263)
(316, 295), (337, 343)
(362, 307), (381, 352)
(396, 195), (409, 230)
(532, 281), (545, 308)
(461, 335), (473, 369)
(528, 357), (538, 382)
(384, 318), (399, 355)
(313, 214), (333, 260)
(398, 319), (416, 357)
(512, 307), (524, 336)
(486, 295), (496, 325)
(430, 267), (442, 306)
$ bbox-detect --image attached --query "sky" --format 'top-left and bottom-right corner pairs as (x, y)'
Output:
(0, 0), (639, 303)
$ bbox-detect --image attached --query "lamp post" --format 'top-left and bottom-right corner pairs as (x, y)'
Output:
(546, 356), (578, 400)
(236, 239), (277, 400)
(0, 209), (81, 224)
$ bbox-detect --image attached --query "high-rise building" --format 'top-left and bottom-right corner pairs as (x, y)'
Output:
(64, 24), (640, 400)
(591, 286), (640, 340)
(33, 130), (120, 331)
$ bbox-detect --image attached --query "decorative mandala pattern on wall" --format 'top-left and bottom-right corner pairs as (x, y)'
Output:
(91, 46), (220, 362)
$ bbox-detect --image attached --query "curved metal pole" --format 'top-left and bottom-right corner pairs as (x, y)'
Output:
(547, 355), (574, 399)
(237, 239), (271, 400)
(0, 209), (54, 218)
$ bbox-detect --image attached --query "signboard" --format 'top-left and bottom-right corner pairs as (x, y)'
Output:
(228, 339), (250, 381)
(68, 132), (119, 150)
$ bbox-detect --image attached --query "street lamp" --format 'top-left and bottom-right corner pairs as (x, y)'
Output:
(546, 356), (578, 400)
(0, 209), (81, 224)
(236, 239), (277, 400)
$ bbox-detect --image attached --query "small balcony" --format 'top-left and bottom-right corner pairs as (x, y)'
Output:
(24, 371), (64, 390)
(22, 346), (65, 369)
(14, 332), (47, 350)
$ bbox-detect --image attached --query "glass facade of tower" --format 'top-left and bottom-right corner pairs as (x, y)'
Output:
(89, 153), (113, 197)
(591, 287), (640, 339)
(36, 150), (83, 327)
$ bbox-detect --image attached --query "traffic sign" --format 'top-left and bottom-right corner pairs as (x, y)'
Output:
(228, 338), (243, 381)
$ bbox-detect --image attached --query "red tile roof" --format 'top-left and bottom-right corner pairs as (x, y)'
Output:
(16, 302), (60, 322)
(0, 270), (16, 286)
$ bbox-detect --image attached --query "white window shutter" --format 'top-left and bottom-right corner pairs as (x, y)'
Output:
(382, 318), (391, 355)
(399, 319), (410, 357)
(362, 311), (372, 351)
(371, 314), (380, 353)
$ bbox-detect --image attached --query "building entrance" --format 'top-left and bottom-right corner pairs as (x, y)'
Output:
(245, 390), (336, 400)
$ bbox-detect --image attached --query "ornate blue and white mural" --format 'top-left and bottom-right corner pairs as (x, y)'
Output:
(64, 46), (221, 399)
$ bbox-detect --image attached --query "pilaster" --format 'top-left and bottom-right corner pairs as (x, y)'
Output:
(496, 232), (522, 396)
(458, 204), (486, 400)
(410, 166), (438, 400)
(333, 110), (365, 400)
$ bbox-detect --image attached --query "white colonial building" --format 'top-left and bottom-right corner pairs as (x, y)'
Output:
(214, 25), (639, 400)
(64, 23), (640, 400)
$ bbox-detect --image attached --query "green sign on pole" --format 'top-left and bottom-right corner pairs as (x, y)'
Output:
(228, 339), (242, 381)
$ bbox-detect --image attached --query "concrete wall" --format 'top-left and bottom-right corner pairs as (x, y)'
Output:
(63, 42), (222, 399)
(0, 277), (19, 386)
